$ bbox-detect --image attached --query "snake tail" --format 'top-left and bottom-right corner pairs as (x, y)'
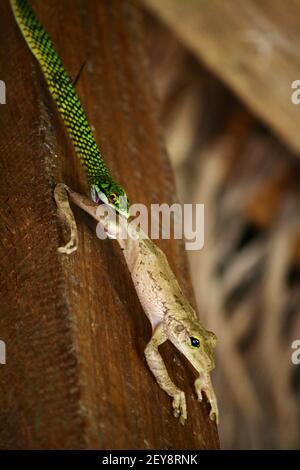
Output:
(10, 0), (113, 188)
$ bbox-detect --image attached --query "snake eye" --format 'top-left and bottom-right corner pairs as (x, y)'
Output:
(190, 337), (200, 348)
(109, 193), (118, 204)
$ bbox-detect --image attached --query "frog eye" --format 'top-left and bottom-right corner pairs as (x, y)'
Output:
(190, 337), (200, 348)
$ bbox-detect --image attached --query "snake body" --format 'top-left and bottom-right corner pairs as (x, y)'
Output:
(10, 0), (128, 215)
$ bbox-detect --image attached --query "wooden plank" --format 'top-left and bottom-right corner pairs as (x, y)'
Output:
(142, 0), (300, 155)
(0, 0), (219, 449)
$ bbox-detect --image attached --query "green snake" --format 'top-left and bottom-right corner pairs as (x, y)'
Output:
(10, 0), (129, 216)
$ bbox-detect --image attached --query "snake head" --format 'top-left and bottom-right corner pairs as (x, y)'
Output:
(91, 181), (129, 218)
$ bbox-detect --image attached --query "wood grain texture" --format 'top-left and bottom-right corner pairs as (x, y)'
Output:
(142, 0), (300, 155)
(0, 0), (219, 449)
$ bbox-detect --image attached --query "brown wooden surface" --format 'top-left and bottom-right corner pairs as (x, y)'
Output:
(0, 0), (219, 450)
(142, 0), (300, 156)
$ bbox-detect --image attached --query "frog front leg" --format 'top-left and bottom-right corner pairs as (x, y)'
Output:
(144, 323), (187, 425)
(195, 372), (218, 423)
